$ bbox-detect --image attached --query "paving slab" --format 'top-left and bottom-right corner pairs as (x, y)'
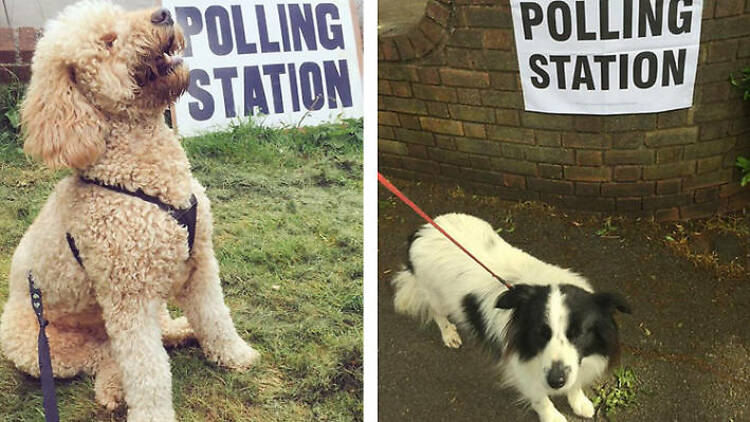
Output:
(378, 178), (750, 422)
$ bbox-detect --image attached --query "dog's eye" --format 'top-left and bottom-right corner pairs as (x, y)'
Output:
(101, 32), (117, 49)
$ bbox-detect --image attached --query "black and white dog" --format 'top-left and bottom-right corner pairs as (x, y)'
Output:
(392, 213), (631, 422)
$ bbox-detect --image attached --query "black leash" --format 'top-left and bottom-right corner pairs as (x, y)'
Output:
(27, 271), (60, 422)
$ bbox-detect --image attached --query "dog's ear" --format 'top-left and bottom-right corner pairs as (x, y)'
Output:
(594, 292), (632, 314)
(21, 57), (106, 169)
(495, 285), (535, 309)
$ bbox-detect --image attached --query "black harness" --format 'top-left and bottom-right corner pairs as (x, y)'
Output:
(66, 176), (198, 266)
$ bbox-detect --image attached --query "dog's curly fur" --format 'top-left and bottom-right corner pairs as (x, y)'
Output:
(0, 1), (260, 420)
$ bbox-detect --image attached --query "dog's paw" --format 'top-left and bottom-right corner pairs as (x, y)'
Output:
(161, 316), (195, 347)
(440, 324), (463, 349)
(569, 391), (595, 418)
(539, 408), (568, 422)
(94, 375), (124, 411)
(211, 339), (261, 370)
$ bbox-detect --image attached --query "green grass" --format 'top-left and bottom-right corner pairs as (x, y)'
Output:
(0, 118), (363, 421)
(593, 367), (639, 418)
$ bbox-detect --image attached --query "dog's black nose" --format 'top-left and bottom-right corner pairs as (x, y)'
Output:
(151, 8), (173, 26)
(546, 361), (568, 390)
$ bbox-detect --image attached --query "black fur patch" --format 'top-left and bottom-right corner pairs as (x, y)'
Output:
(405, 229), (420, 273)
(462, 293), (503, 358)
(462, 294), (487, 341)
(560, 284), (629, 368)
(495, 284), (552, 361)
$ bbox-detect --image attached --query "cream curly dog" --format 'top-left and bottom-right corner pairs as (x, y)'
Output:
(0, 1), (260, 420)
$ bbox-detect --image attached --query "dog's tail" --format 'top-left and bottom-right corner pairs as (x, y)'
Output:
(392, 269), (431, 322)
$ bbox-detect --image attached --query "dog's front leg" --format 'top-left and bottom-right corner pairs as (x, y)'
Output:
(567, 387), (595, 418)
(530, 395), (567, 422)
(176, 253), (260, 369)
(99, 295), (175, 422)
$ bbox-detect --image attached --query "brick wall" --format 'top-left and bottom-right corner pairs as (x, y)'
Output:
(378, 0), (750, 220)
(0, 27), (40, 84)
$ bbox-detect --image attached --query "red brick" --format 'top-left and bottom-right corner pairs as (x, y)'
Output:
(419, 117), (464, 135)
(527, 178), (574, 194)
(614, 166), (641, 182)
(719, 182), (743, 198)
(425, 0), (451, 26)
(694, 187), (720, 203)
(379, 139), (408, 155)
(601, 182), (655, 197)
(457, 88), (482, 105)
(17, 27), (38, 63)
(389, 81), (412, 97)
(563, 166), (611, 182)
(379, 111), (400, 127)
(656, 147), (683, 164)
(418, 18), (446, 44)
(604, 149), (654, 165)
(0, 28), (15, 63)
(496, 109), (519, 126)
(393, 35), (415, 59)
(536, 130), (561, 146)
(503, 173), (526, 189)
(645, 127), (698, 147)
(680, 202), (719, 219)
(643, 193), (693, 210)
(575, 182), (600, 196)
(643, 161), (696, 180)
(655, 208), (680, 221)
(562, 133), (610, 148)
(456, 138), (503, 156)
(539, 164), (562, 179)
(483, 29), (512, 50)
(657, 179), (682, 195)
(616, 197), (643, 212)
(440, 68), (490, 88)
(697, 156), (723, 174)
(380, 39), (399, 61)
(428, 147), (469, 165)
(399, 114), (421, 129)
(408, 29), (433, 57)
(577, 150), (603, 166)
(418, 67), (441, 85)
(715, 0), (743, 17)
(379, 79), (392, 96)
(463, 122), (486, 138)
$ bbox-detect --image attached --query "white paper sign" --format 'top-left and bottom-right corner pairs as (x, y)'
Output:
(510, 0), (703, 115)
(162, 0), (363, 136)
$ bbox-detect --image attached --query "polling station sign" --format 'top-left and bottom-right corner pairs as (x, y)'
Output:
(162, 0), (363, 136)
(510, 0), (703, 115)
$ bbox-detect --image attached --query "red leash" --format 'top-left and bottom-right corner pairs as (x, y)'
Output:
(378, 173), (513, 290)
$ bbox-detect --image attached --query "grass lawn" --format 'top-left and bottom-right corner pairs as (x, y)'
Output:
(0, 116), (363, 421)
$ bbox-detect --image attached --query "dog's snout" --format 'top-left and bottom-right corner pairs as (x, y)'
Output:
(546, 361), (569, 390)
(151, 8), (173, 26)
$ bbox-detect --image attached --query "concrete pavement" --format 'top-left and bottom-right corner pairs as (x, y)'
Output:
(378, 178), (750, 421)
